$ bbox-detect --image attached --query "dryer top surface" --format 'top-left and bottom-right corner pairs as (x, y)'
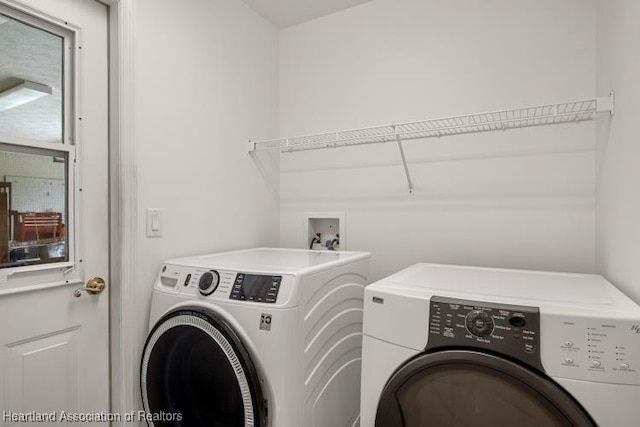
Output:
(167, 247), (370, 275)
(368, 263), (640, 314)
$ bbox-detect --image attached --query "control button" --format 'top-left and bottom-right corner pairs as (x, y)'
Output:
(509, 316), (526, 328)
(564, 358), (574, 365)
(620, 363), (630, 370)
(199, 270), (220, 296)
(591, 360), (602, 368)
(465, 310), (495, 337)
(184, 274), (192, 287)
(523, 342), (535, 353)
(513, 333), (521, 339)
(564, 341), (574, 348)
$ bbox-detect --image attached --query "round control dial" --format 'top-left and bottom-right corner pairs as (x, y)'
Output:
(199, 270), (220, 296)
(465, 310), (495, 337)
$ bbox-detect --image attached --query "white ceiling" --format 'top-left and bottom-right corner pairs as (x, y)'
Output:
(240, 0), (372, 29)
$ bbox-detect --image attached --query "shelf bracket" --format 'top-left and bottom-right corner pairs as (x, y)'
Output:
(596, 91), (615, 116)
(394, 129), (414, 195)
(247, 140), (256, 154)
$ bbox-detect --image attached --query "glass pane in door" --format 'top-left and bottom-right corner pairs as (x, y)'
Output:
(0, 12), (63, 143)
(0, 147), (67, 268)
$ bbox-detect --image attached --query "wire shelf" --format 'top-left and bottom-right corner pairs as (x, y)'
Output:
(250, 95), (613, 154)
(248, 93), (614, 194)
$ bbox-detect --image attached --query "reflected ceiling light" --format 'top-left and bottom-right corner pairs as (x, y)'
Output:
(0, 80), (53, 112)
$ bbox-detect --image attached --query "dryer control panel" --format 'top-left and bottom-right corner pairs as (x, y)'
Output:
(427, 296), (543, 371)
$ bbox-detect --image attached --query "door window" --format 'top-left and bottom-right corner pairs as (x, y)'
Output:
(0, 12), (64, 143)
(0, 8), (73, 271)
(0, 147), (68, 268)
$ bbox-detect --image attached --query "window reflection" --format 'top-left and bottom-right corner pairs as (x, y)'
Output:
(0, 12), (63, 142)
(0, 148), (67, 268)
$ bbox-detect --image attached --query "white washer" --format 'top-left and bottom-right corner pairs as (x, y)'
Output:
(141, 248), (370, 427)
(361, 263), (640, 427)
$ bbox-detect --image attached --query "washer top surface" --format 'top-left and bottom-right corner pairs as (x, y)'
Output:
(369, 263), (640, 313)
(167, 247), (369, 275)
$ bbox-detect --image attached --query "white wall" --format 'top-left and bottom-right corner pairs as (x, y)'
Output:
(596, 0), (640, 303)
(133, 0), (279, 366)
(279, 0), (597, 281)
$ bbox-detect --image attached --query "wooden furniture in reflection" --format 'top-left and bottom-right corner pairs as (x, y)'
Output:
(13, 211), (63, 242)
(0, 183), (10, 263)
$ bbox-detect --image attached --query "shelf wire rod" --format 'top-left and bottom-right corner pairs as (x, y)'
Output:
(394, 110), (592, 137)
(250, 97), (606, 153)
(394, 126), (414, 195)
(258, 109), (591, 153)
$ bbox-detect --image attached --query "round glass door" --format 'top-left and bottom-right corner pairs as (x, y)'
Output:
(141, 310), (265, 427)
(376, 350), (596, 427)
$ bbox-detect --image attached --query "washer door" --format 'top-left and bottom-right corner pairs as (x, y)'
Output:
(140, 310), (266, 427)
(376, 350), (596, 427)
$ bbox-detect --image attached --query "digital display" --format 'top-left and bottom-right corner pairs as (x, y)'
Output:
(229, 274), (282, 303)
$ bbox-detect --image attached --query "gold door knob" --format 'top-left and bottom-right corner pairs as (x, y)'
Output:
(73, 277), (106, 298)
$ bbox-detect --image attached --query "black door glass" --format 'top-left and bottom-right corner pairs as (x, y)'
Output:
(376, 351), (596, 427)
(397, 364), (568, 426)
(145, 325), (244, 427)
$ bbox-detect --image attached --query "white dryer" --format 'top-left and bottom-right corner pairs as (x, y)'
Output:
(361, 263), (640, 427)
(140, 248), (370, 427)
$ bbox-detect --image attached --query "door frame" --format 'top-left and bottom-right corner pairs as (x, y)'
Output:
(102, 0), (138, 423)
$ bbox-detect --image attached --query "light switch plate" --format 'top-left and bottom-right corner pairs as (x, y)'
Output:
(146, 208), (163, 237)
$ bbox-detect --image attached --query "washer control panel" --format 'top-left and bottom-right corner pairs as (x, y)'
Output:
(156, 264), (289, 305)
(229, 274), (282, 304)
(546, 314), (640, 385)
(427, 296), (543, 371)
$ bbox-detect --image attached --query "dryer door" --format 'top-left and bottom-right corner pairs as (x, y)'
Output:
(376, 350), (596, 427)
(140, 310), (266, 427)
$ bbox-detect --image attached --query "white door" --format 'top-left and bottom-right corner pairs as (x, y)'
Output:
(0, 0), (109, 424)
